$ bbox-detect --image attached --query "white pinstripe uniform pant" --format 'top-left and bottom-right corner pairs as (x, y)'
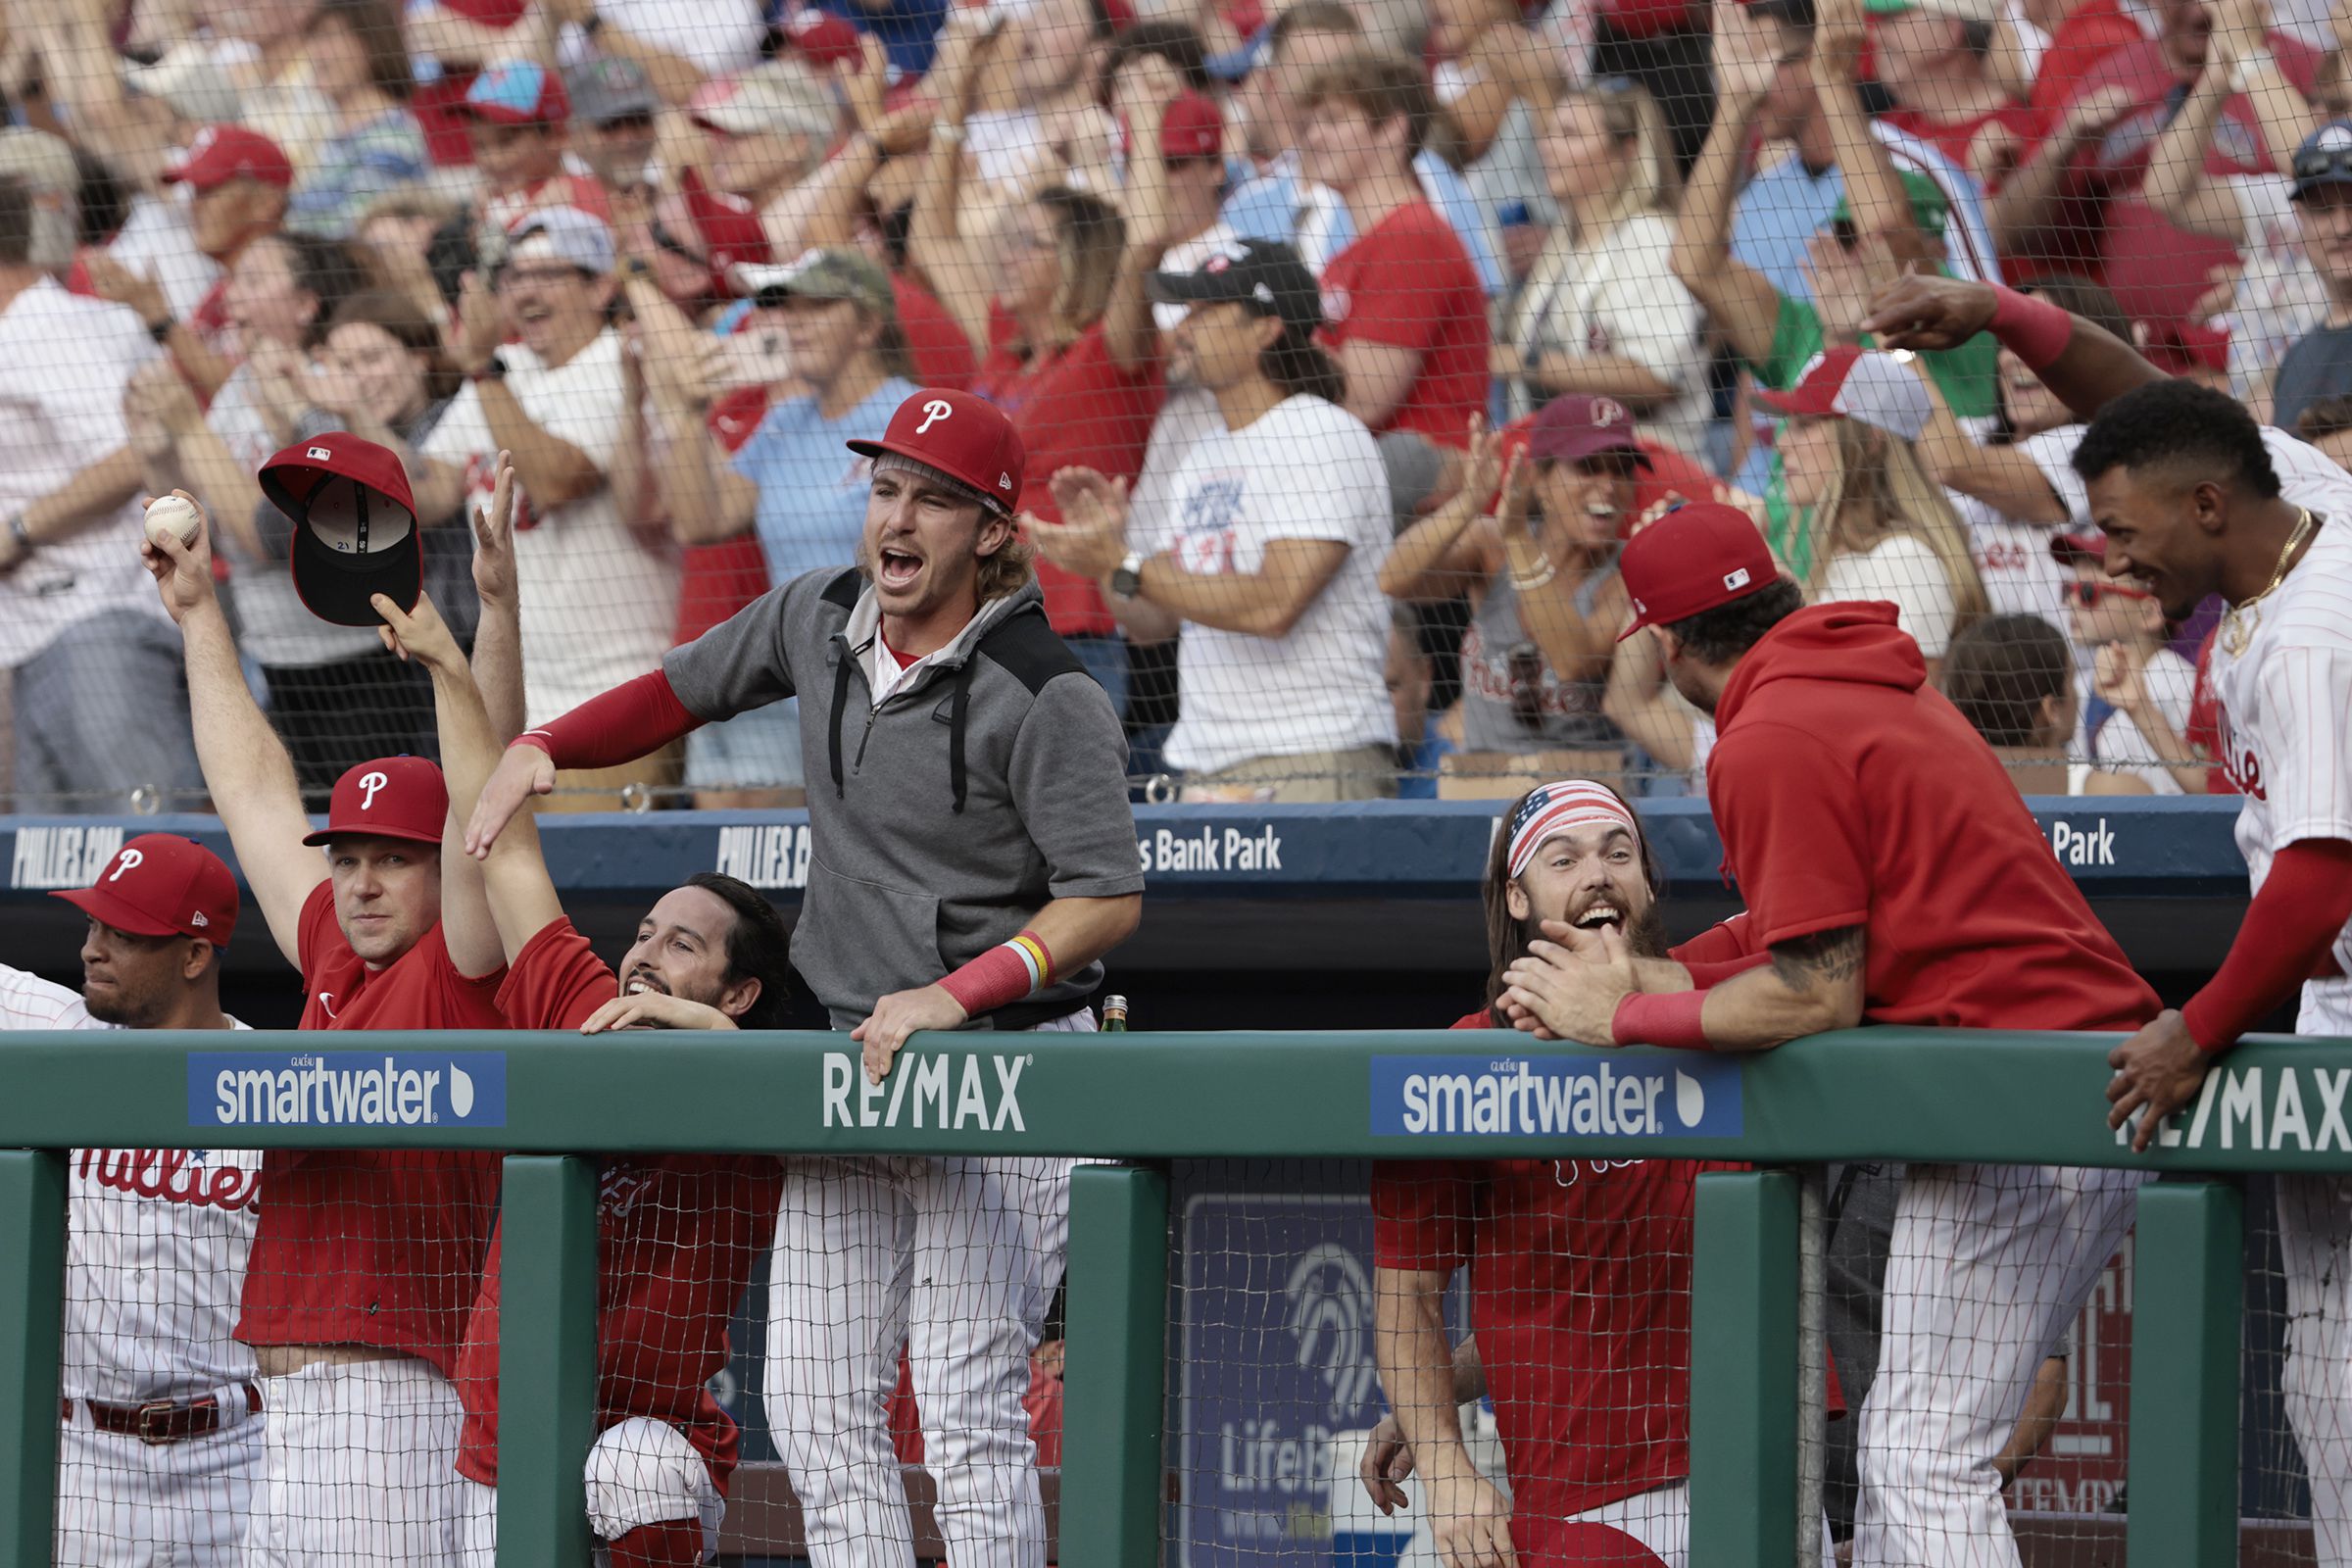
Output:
(2286, 978), (2352, 1568)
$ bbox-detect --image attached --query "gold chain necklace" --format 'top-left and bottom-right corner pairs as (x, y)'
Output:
(2222, 508), (2319, 658)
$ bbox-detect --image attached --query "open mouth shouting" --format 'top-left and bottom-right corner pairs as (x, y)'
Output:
(876, 547), (925, 593)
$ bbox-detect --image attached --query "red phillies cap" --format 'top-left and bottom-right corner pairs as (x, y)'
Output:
(783, 9), (866, 71)
(682, 169), (775, 294)
(1617, 502), (1779, 641)
(1158, 93), (1223, 160)
(262, 432), (422, 628)
(847, 388), (1025, 513)
(162, 124), (293, 192)
(52, 834), (239, 945)
(303, 757), (450, 847)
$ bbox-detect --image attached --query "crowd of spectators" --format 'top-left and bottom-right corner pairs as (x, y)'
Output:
(0, 0), (2343, 811)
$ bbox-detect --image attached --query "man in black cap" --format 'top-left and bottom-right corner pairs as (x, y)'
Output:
(2271, 122), (2352, 430)
(1033, 237), (1402, 801)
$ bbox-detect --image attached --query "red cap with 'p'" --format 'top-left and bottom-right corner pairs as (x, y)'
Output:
(302, 757), (450, 848)
(53, 834), (239, 945)
(162, 124), (293, 191)
(1617, 502), (1781, 641)
(847, 388), (1026, 513)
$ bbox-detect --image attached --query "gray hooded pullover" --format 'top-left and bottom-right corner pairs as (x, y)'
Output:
(666, 566), (1144, 1027)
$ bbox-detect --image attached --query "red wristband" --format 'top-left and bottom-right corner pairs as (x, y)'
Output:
(1985, 285), (2073, 372)
(1610, 989), (1712, 1051)
(937, 930), (1055, 1018)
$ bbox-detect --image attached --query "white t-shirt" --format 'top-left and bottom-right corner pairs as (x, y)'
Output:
(0, 279), (171, 668)
(0, 963), (261, 1405)
(1503, 212), (1707, 457)
(106, 193), (223, 322)
(423, 329), (674, 724)
(1818, 534), (1962, 659)
(2222, 174), (2331, 408)
(2083, 646), (2196, 794)
(557, 0), (767, 77)
(1950, 424), (2089, 624)
(1131, 395), (1396, 774)
(2207, 427), (2352, 975)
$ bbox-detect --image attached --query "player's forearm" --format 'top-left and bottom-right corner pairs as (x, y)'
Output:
(1641, 928), (1865, 1051)
(1450, 1332), (1487, 1405)
(1023, 895), (1143, 982)
(1374, 1270), (1479, 1483)
(2180, 839), (2352, 1051)
(430, 659), (555, 961)
(182, 603), (301, 809)
(1995, 1355), (2069, 1486)
(470, 582), (524, 746)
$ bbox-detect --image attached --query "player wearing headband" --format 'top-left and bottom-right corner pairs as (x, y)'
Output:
(1362, 779), (1767, 1568)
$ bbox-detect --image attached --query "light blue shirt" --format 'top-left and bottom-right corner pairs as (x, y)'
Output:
(1729, 125), (2002, 306)
(1221, 150), (1505, 298)
(733, 377), (918, 586)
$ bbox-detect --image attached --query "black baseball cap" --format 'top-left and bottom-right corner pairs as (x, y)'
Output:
(2292, 122), (2352, 202)
(1149, 238), (1322, 335)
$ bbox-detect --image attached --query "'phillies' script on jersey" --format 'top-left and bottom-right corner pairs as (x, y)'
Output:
(77, 1147), (262, 1212)
(190, 1051), (509, 1128)
(1371, 1054), (1743, 1138)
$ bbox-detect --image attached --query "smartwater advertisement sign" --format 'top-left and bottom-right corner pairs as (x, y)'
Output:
(1180, 1193), (1385, 1568)
(1368, 1053), (1743, 1140)
(189, 1052), (508, 1129)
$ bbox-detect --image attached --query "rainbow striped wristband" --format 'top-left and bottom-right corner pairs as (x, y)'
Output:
(938, 929), (1057, 1018)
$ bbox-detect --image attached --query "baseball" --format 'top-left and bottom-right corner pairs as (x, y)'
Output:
(144, 495), (202, 550)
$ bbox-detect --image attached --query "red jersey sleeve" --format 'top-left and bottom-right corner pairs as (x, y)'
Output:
(1371, 1160), (1477, 1274)
(1707, 721), (1874, 949)
(1328, 224), (1455, 353)
(494, 917), (617, 1031)
(1669, 912), (1756, 967)
(295, 876), (339, 979)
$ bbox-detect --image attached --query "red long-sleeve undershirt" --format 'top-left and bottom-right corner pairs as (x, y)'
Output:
(2180, 839), (2352, 1053)
(512, 670), (704, 771)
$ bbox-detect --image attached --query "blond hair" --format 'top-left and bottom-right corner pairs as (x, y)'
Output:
(1798, 418), (1989, 635)
(1559, 80), (1680, 236)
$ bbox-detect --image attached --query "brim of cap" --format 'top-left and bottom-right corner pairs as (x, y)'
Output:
(464, 102), (549, 124)
(49, 885), (190, 939)
(2292, 173), (2352, 200)
(581, 95), (660, 123)
(1529, 433), (1653, 468)
(299, 819), (445, 848)
(1756, 386), (1840, 419)
(2049, 532), (2105, 563)
(845, 438), (1009, 511)
(1148, 270), (1252, 306)
(694, 107), (778, 137)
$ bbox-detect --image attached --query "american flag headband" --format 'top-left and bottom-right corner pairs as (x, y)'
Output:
(1506, 781), (1640, 881)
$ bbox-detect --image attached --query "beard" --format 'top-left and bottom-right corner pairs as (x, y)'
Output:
(1520, 900), (1670, 962)
(82, 984), (163, 1029)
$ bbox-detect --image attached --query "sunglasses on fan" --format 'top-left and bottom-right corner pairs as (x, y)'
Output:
(2062, 580), (2152, 609)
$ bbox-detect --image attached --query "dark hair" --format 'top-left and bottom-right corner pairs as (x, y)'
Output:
(310, 0), (416, 99)
(2300, 393), (2352, 442)
(2071, 378), (2281, 499)
(1481, 780), (1662, 1017)
(1303, 49), (1439, 165)
(1745, 0), (1816, 31)
(1259, 319), (1346, 403)
(683, 872), (795, 1029)
(326, 287), (461, 401)
(1105, 21), (1212, 95)
(256, 232), (368, 349)
(1268, 0), (1363, 53)
(0, 176), (35, 267)
(1939, 613), (2070, 746)
(1661, 576), (1805, 664)
(73, 146), (131, 248)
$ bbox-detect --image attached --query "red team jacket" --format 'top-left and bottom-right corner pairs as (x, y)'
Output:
(233, 882), (505, 1376)
(453, 917), (785, 1494)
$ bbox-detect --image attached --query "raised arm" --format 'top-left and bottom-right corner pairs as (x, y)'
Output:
(1862, 271), (2164, 419)
(1910, 355), (2069, 523)
(906, 11), (1008, 361)
(1672, 0), (1792, 371)
(2140, 41), (2253, 244)
(1987, 86), (2132, 262)
(141, 502), (323, 967)
(1812, 0), (1934, 275)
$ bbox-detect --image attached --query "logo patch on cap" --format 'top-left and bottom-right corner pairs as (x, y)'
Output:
(358, 769), (389, 810)
(190, 910), (209, 927)
(1724, 568), (1751, 591)
(1592, 398), (1626, 427)
(307, 446), (332, 460)
(109, 848), (145, 882)
(999, 472), (1012, 490)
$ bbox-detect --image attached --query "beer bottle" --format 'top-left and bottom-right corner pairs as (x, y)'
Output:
(1102, 995), (1129, 1032)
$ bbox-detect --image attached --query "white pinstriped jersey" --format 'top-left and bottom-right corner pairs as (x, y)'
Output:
(0, 963), (263, 1403)
(2207, 431), (2352, 976)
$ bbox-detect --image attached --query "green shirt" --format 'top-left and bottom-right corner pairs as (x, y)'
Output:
(1752, 294), (1997, 579)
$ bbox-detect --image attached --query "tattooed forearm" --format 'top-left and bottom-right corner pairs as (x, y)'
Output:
(1768, 925), (1866, 991)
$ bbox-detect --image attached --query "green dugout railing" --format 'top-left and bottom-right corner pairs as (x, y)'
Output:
(4, 1026), (2348, 1566)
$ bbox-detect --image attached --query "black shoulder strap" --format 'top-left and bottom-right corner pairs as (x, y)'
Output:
(975, 604), (1088, 695)
(819, 566), (863, 611)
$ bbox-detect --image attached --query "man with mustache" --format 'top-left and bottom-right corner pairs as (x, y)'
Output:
(1363, 779), (1767, 1568)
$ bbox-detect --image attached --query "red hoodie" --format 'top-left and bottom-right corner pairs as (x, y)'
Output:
(1705, 603), (2155, 1033)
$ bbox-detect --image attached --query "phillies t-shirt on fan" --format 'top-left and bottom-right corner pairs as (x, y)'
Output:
(232, 881), (506, 1378)
(1951, 424), (2090, 622)
(1316, 202), (1489, 446)
(1129, 396), (1396, 775)
(454, 917), (782, 1495)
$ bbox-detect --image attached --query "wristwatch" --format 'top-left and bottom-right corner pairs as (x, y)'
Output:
(1109, 550), (1145, 600)
(470, 353), (510, 384)
(7, 513), (31, 555)
(146, 316), (175, 345)
(580, 9), (605, 35)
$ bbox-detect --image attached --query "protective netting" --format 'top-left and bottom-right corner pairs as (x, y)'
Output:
(0, 0), (2328, 811)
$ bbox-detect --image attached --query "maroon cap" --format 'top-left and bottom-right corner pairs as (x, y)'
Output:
(52, 834), (239, 945)
(784, 9), (866, 70)
(848, 389), (1025, 513)
(303, 757), (450, 848)
(263, 432), (422, 628)
(682, 170), (775, 295)
(1617, 502), (1779, 641)
(162, 124), (293, 192)
(1158, 93), (1223, 160)
(2049, 528), (2110, 565)
(1529, 394), (1651, 468)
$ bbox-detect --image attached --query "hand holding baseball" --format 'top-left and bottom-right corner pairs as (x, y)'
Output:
(140, 489), (218, 623)
(143, 494), (202, 550)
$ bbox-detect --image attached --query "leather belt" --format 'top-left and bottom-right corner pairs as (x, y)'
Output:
(64, 1382), (264, 1445)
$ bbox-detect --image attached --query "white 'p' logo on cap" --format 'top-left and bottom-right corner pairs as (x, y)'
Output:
(916, 399), (954, 435)
(107, 848), (144, 882)
(358, 770), (389, 810)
